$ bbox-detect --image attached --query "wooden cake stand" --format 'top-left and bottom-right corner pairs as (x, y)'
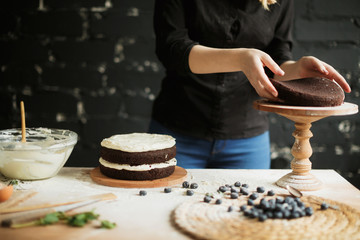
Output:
(253, 100), (358, 191)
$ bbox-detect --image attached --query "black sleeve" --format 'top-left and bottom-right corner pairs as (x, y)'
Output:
(266, 0), (294, 67)
(153, 0), (198, 73)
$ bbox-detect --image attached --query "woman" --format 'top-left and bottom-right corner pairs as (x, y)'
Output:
(149, 0), (351, 169)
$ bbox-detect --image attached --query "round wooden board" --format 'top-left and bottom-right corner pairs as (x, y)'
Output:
(253, 100), (358, 117)
(90, 166), (187, 188)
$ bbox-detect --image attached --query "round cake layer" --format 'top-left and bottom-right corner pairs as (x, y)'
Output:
(100, 145), (176, 165)
(99, 158), (177, 171)
(270, 77), (344, 107)
(101, 133), (176, 152)
(99, 161), (176, 180)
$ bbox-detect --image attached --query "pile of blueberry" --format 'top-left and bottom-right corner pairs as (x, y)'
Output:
(202, 181), (323, 222)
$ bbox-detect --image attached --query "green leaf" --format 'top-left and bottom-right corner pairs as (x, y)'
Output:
(100, 220), (116, 229)
(39, 212), (60, 225)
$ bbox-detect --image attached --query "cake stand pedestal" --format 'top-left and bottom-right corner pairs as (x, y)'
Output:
(253, 100), (358, 191)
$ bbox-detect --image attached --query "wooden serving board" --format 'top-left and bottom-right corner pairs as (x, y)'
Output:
(90, 166), (187, 188)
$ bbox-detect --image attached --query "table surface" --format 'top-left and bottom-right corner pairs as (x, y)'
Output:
(1, 168), (359, 240)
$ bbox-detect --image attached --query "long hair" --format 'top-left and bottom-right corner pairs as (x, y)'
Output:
(259, 0), (277, 10)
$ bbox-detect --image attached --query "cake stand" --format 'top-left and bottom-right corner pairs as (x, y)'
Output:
(253, 100), (358, 191)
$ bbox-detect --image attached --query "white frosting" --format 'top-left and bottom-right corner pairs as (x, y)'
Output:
(101, 133), (176, 152)
(99, 158), (177, 171)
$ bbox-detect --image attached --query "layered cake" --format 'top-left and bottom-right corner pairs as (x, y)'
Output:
(99, 133), (177, 180)
(270, 77), (345, 106)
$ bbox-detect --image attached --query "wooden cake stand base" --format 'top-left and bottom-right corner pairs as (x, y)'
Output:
(253, 100), (358, 191)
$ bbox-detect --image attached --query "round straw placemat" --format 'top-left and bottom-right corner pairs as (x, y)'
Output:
(173, 195), (360, 240)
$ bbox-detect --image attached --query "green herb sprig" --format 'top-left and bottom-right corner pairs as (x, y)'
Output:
(11, 210), (116, 229)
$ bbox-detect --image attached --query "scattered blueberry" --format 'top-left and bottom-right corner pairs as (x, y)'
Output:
(230, 192), (239, 199)
(190, 183), (198, 189)
(234, 181), (241, 187)
(182, 181), (190, 188)
(204, 196), (212, 203)
(249, 193), (258, 200)
(164, 187), (172, 193)
(139, 190), (147, 196)
(227, 206), (234, 212)
(241, 183), (249, 188)
(247, 199), (255, 206)
(219, 186), (228, 193)
(321, 202), (329, 210)
(267, 190), (275, 196)
(186, 189), (194, 196)
(240, 205), (247, 211)
(215, 199), (222, 205)
(240, 188), (249, 195)
(256, 186), (265, 193)
(230, 187), (239, 193)
(276, 197), (284, 204)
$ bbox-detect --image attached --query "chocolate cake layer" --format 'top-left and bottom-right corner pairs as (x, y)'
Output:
(270, 78), (344, 107)
(99, 164), (175, 180)
(100, 145), (176, 165)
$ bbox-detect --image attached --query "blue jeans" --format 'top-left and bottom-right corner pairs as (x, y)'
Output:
(148, 120), (270, 169)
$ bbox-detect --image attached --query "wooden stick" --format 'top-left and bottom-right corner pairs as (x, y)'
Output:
(20, 101), (26, 143)
(0, 193), (116, 214)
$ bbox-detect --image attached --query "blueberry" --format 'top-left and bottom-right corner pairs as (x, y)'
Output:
(241, 183), (249, 188)
(230, 192), (239, 199)
(305, 207), (314, 216)
(266, 211), (274, 218)
(190, 183), (198, 189)
(139, 190), (147, 196)
(285, 196), (294, 204)
(321, 202), (329, 210)
(227, 206), (234, 212)
(240, 205), (247, 211)
(164, 187), (172, 193)
(247, 199), (255, 206)
(259, 214), (268, 222)
(215, 199), (222, 205)
(291, 212), (300, 219)
(267, 190), (275, 196)
(186, 189), (194, 196)
(260, 201), (270, 210)
(240, 188), (249, 195)
(256, 186), (265, 193)
(182, 181), (190, 188)
(204, 196), (212, 203)
(275, 204), (284, 212)
(249, 193), (258, 200)
(234, 181), (241, 187)
(244, 209), (252, 216)
(219, 186), (228, 193)
(230, 187), (239, 193)
(250, 211), (259, 219)
(283, 210), (291, 219)
(276, 197), (284, 204)
(274, 211), (283, 219)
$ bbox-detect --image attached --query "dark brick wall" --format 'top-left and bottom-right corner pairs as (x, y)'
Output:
(0, 0), (359, 188)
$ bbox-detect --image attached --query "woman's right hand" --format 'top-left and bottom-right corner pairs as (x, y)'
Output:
(189, 46), (284, 100)
(237, 48), (284, 100)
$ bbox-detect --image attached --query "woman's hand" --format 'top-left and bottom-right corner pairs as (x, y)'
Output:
(275, 56), (351, 93)
(189, 46), (284, 99)
(237, 48), (284, 100)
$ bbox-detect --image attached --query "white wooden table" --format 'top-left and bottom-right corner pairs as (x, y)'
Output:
(1, 168), (359, 240)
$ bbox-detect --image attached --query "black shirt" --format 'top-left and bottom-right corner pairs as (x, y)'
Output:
(152, 0), (293, 140)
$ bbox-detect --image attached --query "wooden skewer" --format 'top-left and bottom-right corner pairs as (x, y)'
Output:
(20, 101), (26, 143)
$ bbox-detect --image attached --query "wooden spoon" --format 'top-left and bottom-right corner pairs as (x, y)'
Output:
(286, 185), (339, 210)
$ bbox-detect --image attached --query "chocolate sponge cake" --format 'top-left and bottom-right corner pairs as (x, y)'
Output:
(99, 133), (177, 180)
(270, 77), (344, 107)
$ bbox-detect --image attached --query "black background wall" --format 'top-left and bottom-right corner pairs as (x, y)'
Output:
(1, 0), (359, 188)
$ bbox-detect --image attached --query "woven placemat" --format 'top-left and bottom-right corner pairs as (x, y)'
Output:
(173, 195), (360, 240)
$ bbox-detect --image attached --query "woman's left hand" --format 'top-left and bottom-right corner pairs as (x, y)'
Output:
(276, 56), (351, 93)
(294, 56), (350, 93)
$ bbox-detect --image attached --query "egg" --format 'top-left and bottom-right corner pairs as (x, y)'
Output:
(0, 182), (13, 202)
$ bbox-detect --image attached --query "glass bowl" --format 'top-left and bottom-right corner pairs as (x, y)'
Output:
(0, 128), (78, 180)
